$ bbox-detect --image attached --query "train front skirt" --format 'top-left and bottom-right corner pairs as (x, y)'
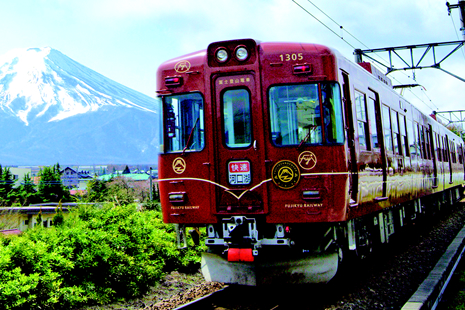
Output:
(201, 251), (338, 286)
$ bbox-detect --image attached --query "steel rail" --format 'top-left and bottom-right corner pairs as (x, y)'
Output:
(173, 286), (230, 310)
(402, 218), (465, 310)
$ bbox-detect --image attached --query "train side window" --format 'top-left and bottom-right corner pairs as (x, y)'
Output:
(223, 88), (252, 148)
(367, 97), (380, 148)
(382, 105), (393, 152)
(436, 133), (442, 162)
(415, 124), (423, 159)
(399, 114), (409, 156)
(354, 90), (369, 150)
(321, 83), (344, 144)
(407, 119), (416, 156)
(457, 145), (463, 164)
(391, 110), (401, 155)
(451, 142), (457, 163)
(163, 92), (205, 153)
(420, 127), (429, 160)
(443, 137), (449, 162)
(425, 128), (432, 160)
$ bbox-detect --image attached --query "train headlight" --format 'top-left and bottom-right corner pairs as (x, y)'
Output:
(215, 48), (229, 63)
(168, 192), (186, 203)
(235, 46), (249, 61)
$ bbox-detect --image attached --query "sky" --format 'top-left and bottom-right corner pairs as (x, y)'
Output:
(1, 0), (464, 122)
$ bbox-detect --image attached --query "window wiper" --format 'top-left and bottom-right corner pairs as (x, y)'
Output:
(182, 117), (200, 155)
(298, 125), (317, 149)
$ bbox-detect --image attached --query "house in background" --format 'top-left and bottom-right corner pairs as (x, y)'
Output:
(61, 167), (79, 188)
(8, 167), (33, 187)
(0, 204), (75, 234)
(61, 167), (93, 192)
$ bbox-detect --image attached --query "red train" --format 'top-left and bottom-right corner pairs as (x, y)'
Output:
(156, 39), (465, 285)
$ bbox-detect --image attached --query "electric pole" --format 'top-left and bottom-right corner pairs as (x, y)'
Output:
(447, 1), (465, 40)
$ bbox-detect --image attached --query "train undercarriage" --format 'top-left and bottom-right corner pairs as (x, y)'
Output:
(176, 186), (464, 286)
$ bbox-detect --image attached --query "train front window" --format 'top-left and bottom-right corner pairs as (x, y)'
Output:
(269, 83), (344, 146)
(163, 93), (204, 153)
(223, 89), (252, 148)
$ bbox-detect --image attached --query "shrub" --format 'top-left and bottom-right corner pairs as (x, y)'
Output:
(0, 204), (203, 309)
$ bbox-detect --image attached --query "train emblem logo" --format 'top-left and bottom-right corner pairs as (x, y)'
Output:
(298, 151), (317, 170)
(272, 160), (301, 189)
(174, 60), (191, 73)
(172, 157), (186, 174)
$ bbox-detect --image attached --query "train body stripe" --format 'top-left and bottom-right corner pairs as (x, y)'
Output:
(157, 171), (350, 200)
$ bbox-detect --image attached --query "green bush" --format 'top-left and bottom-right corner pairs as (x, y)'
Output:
(0, 204), (203, 309)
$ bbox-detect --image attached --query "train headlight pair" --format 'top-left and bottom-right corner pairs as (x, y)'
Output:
(215, 46), (249, 63)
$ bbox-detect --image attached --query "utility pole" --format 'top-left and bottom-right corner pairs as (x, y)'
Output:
(447, 1), (465, 40)
(149, 167), (153, 201)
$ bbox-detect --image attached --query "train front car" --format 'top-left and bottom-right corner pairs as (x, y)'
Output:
(157, 39), (349, 285)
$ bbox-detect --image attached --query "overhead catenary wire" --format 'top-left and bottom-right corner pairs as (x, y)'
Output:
(291, 0), (441, 113)
(305, 0), (370, 50)
(450, 13), (465, 60)
(291, 0), (357, 50)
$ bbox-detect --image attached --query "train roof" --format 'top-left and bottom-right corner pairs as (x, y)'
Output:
(157, 40), (339, 71)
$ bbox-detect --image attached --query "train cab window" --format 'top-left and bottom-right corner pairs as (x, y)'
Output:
(223, 88), (252, 148)
(269, 83), (343, 146)
(354, 90), (369, 150)
(382, 105), (393, 152)
(163, 92), (205, 153)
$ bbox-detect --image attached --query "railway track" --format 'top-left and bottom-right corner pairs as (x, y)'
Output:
(401, 223), (465, 310)
(171, 203), (465, 310)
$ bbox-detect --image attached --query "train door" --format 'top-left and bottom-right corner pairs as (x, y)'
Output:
(342, 72), (358, 205)
(367, 90), (388, 201)
(212, 74), (267, 214)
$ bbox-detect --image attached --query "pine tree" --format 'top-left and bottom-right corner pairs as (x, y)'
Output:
(37, 164), (71, 203)
(0, 166), (15, 205)
(14, 173), (38, 205)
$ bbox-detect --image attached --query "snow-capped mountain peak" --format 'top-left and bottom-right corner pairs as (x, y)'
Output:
(0, 47), (156, 126)
(0, 47), (159, 165)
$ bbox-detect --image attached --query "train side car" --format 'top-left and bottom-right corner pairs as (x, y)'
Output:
(156, 39), (465, 285)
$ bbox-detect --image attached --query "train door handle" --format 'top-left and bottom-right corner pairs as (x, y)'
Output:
(253, 140), (257, 150)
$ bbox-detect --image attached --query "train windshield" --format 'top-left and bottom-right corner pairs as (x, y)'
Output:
(223, 88), (252, 148)
(163, 93), (205, 153)
(269, 83), (344, 146)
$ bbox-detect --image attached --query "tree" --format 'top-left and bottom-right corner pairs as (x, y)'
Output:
(85, 178), (109, 202)
(12, 173), (38, 206)
(0, 166), (15, 206)
(37, 164), (71, 203)
(447, 124), (465, 143)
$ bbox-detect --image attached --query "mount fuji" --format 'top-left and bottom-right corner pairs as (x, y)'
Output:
(0, 47), (159, 165)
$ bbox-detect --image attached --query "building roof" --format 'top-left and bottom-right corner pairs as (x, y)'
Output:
(0, 229), (22, 236)
(0, 206), (71, 214)
(98, 173), (150, 182)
